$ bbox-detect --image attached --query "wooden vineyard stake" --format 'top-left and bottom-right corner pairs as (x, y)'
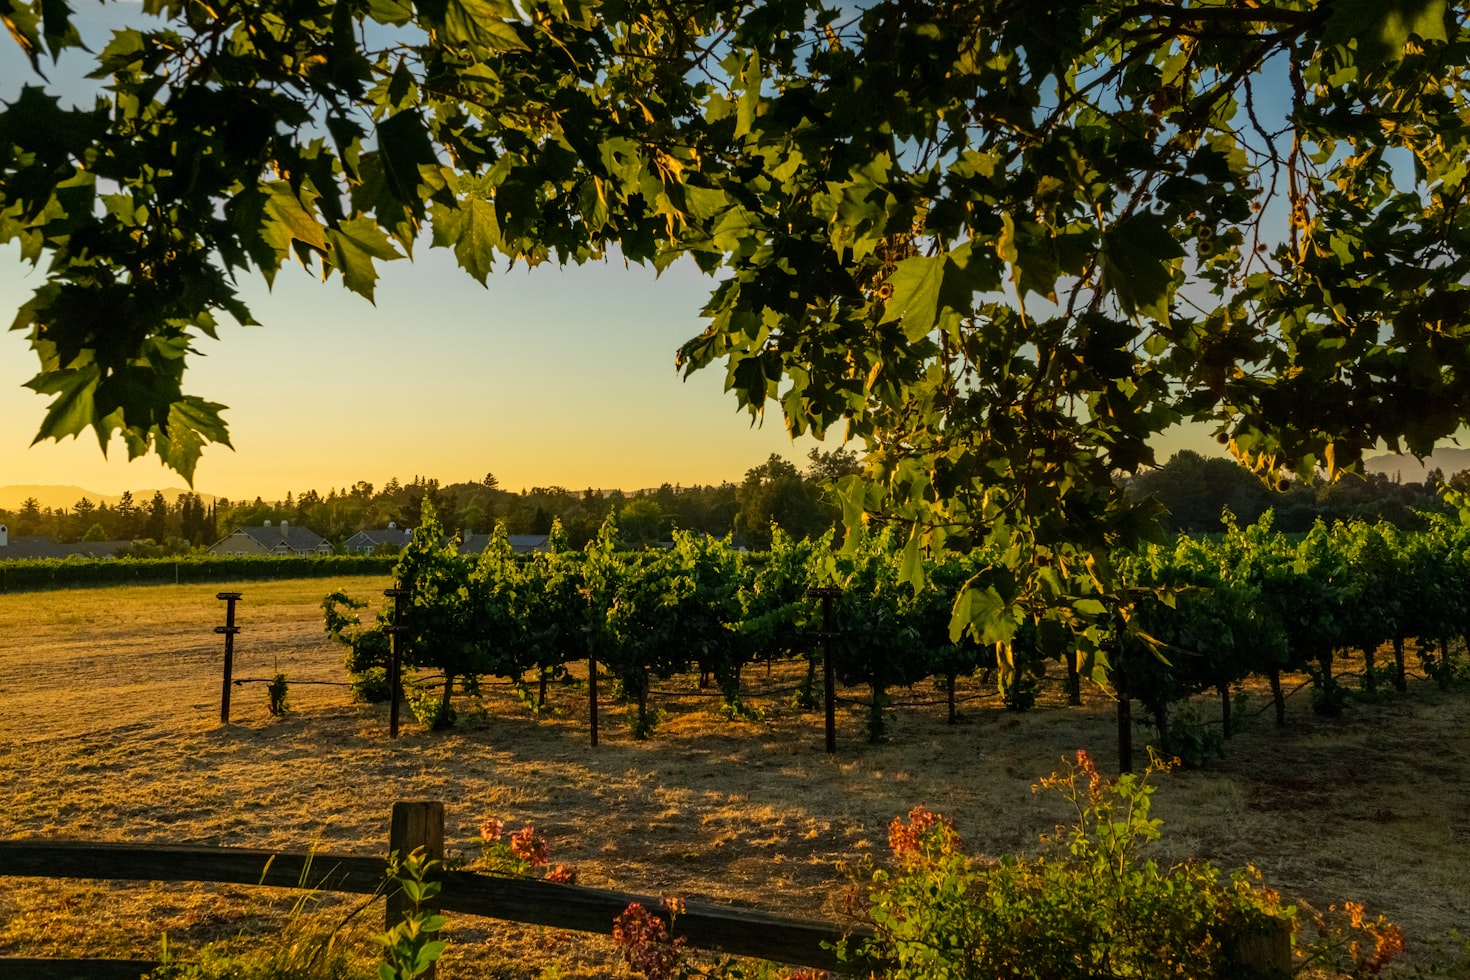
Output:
(384, 586), (410, 739)
(214, 593), (242, 724)
(807, 587), (841, 756)
(588, 651), (599, 748)
(1116, 687), (1133, 775)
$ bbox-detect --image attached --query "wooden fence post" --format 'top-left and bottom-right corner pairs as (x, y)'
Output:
(214, 593), (242, 724)
(1228, 915), (1293, 978)
(387, 800), (445, 980)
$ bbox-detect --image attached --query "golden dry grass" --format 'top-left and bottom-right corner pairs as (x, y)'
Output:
(1, 577), (1468, 977)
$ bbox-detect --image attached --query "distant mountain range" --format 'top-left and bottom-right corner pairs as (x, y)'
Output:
(0, 485), (218, 511)
(1363, 449), (1470, 482)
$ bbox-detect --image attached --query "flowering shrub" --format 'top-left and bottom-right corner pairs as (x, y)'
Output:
(843, 751), (1404, 980)
(478, 817), (570, 882)
(610, 898), (830, 980)
(613, 900), (688, 980)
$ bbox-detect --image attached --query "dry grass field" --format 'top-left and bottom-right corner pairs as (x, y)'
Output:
(1, 576), (1468, 978)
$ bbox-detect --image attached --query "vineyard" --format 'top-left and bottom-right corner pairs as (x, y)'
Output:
(1, 566), (1469, 975)
(326, 506), (1470, 770)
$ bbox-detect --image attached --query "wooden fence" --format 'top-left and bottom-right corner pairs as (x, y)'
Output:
(0, 801), (865, 979)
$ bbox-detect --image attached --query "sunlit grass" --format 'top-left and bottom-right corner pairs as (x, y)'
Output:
(0, 577), (1467, 975)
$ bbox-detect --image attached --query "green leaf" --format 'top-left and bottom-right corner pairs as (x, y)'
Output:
(898, 528), (923, 589)
(366, 0), (413, 25)
(880, 255), (944, 341)
(26, 364), (99, 443)
(2, 1), (43, 71)
(1325, 0), (1448, 66)
(1099, 212), (1184, 321)
(735, 52), (761, 138)
(431, 198), (501, 284)
(153, 396), (232, 485)
(328, 215), (403, 300)
(261, 182), (327, 263)
(443, 0), (527, 51)
(951, 582), (1017, 646)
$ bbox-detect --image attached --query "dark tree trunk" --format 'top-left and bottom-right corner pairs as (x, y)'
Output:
(1269, 668), (1285, 727)
(439, 672), (455, 727)
(588, 654), (599, 748)
(1152, 702), (1170, 757)
(1393, 636), (1407, 692)
(1117, 694), (1133, 775)
(1066, 655), (1082, 707)
(946, 673), (957, 725)
(636, 669), (650, 738)
(1363, 645), (1377, 693)
(1218, 682), (1232, 739)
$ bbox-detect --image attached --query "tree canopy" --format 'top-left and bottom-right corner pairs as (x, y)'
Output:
(3, 0), (1468, 652)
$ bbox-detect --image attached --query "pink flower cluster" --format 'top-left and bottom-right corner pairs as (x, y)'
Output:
(509, 825), (549, 867)
(887, 805), (958, 861)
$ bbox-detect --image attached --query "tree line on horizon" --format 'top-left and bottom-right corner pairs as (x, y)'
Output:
(2, 449), (1461, 556)
(0, 450), (863, 553)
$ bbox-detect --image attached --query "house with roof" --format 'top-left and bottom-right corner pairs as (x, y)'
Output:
(342, 523), (415, 554)
(209, 520), (332, 556)
(458, 532), (551, 555)
(0, 524), (67, 559)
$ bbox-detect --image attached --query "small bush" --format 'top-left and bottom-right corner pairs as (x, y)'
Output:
(407, 686), (455, 730)
(841, 751), (1403, 980)
(267, 673), (290, 717)
(1158, 704), (1224, 769)
(1310, 665), (1351, 717)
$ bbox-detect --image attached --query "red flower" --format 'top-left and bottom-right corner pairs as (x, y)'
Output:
(509, 825), (549, 867)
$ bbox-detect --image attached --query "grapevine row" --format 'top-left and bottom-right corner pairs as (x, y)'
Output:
(323, 504), (1470, 759)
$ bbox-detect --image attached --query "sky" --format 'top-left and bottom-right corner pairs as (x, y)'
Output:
(0, 3), (837, 499)
(2, 2), (1233, 503)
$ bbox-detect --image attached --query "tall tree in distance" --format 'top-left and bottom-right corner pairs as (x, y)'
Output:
(735, 454), (829, 551)
(143, 491), (169, 543)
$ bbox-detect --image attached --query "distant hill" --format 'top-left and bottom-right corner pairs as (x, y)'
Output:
(1363, 449), (1470, 482)
(0, 485), (218, 511)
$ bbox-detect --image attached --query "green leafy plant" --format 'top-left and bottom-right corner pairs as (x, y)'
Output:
(1310, 664), (1352, 718)
(376, 849), (447, 980)
(267, 673), (290, 717)
(842, 751), (1403, 980)
(1156, 703), (1224, 770)
(406, 684), (455, 731)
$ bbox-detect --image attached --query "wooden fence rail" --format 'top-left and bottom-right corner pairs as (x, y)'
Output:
(0, 804), (865, 978)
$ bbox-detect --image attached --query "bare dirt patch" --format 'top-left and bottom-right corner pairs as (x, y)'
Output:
(1, 578), (1468, 977)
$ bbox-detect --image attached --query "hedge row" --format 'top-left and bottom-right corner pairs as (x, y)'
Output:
(0, 554), (399, 592)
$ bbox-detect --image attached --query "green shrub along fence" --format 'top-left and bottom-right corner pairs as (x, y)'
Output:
(0, 555), (398, 592)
